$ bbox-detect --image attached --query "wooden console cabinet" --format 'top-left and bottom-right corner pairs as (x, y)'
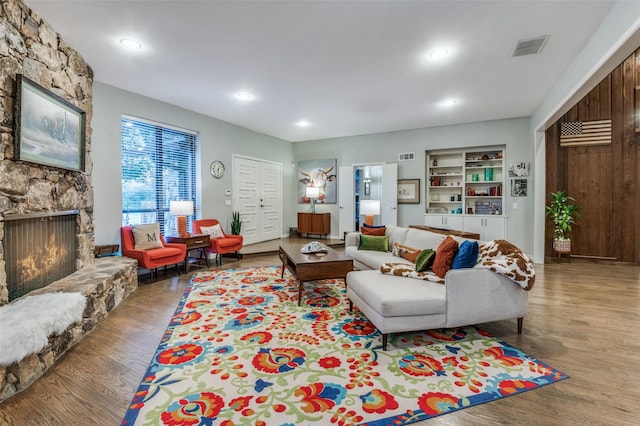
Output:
(297, 212), (330, 238)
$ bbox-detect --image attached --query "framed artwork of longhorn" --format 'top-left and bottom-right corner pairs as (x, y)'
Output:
(297, 158), (337, 204)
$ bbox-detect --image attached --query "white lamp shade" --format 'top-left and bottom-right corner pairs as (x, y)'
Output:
(170, 200), (194, 216)
(360, 199), (380, 215)
(305, 186), (320, 198)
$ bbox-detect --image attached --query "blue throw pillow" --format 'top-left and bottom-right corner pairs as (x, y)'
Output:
(452, 240), (479, 269)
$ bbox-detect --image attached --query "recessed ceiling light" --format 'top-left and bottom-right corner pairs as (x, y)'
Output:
(428, 48), (449, 60)
(119, 38), (142, 49)
(235, 92), (253, 101)
(440, 98), (457, 106)
(295, 120), (311, 128)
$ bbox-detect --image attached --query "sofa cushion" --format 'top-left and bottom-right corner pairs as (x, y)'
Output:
(385, 225), (410, 251)
(403, 228), (446, 250)
(131, 223), (163, 250)
(415, 249), (436, 272)
(359, 235), (389, 252)
(347, 270), (446, 317)
(391, 242), (421, 263)
(432, 236), (459, 278)
(452, 240), (479, 269)
(346, 246), (401, 270)
(147, 246), (183, 260)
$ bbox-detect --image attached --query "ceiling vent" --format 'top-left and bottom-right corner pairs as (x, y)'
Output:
(398, 152), (415, 161)
(512, 35), (549, 57)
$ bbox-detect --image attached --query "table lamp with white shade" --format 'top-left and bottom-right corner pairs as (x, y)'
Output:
(360, 199), (380, 226)
(170, 200), (194, 237)
(306, 186), (320, 213)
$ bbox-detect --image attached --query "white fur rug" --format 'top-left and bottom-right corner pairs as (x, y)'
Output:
(0, 292), (86, 366)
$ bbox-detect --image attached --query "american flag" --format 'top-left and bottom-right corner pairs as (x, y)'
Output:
(560, 120), (611, 147)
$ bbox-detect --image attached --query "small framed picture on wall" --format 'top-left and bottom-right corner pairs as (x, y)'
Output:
(511, 178), (527, 197)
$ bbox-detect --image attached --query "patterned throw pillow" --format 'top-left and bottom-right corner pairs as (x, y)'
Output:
(201, 224), (225, 239)
(358, 235), (389, 252)
(391, 242), (422, 263)
(432, 236), (459, 278)
(452, 240), (479, 269)
(132, 223), (163, 250)
(415, 249), (436, 272)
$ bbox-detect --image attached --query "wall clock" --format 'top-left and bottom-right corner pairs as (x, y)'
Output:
(210, 160), (225, 178)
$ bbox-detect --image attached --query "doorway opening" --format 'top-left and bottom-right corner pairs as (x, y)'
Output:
(354, 165), (383, 229)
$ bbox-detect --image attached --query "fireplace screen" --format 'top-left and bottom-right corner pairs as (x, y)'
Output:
(4, 212), (77, 301)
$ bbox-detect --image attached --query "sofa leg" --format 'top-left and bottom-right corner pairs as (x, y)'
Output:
(517, 317), (523, 334)
(348, 300), (353, 312)
(382, 334), (388, 351)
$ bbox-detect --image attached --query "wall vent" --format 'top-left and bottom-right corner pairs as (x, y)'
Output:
(512, 35), (549, 57)
(398, 152), (415, 161)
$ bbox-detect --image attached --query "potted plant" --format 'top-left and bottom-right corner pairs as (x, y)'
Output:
(230, 211), (242, 235)
(545, 190), (581, 253)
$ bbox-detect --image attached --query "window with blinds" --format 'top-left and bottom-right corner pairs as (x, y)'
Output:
(121, 116), (198, 235)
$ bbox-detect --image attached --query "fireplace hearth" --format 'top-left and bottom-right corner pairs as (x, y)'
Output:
(3, 211), (78, 301)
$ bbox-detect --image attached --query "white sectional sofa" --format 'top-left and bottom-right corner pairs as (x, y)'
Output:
(344, 225), (531, 350)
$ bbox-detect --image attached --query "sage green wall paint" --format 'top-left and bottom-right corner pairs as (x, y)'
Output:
(293, 118), (534, 253)
(92, 81), (294, 246)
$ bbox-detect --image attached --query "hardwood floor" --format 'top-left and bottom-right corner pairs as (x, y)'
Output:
(1, 241), (639, 425)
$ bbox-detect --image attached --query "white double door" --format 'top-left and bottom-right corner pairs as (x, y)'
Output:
(233, 155), (282, 245)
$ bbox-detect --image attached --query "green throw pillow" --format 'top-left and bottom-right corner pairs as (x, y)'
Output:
(415, 249), (436, 272)
(358, 235), (389, 252)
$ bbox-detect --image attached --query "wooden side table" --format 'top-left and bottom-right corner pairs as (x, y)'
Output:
(165, 234), (211, 272)
(297, 212), (330, 238)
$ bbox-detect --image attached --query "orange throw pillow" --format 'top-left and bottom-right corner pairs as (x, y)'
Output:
(361, 226), (386, 236)
(432, 236), (459, 278)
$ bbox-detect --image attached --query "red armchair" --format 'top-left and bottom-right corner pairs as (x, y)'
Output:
(192, 219), (243, 266)
(121, 226), (187, 278)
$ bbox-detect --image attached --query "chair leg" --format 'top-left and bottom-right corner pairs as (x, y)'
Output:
(235, 251), (240, 261)
(175, 263), (181, 276)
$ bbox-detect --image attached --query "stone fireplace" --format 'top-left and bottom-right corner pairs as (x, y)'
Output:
(0, 0), (138, 402)
(0, 0), (95, 306)
(4, 211), (78, 301)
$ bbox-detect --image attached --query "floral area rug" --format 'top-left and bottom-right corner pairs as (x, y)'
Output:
(122, 266), (567, 425)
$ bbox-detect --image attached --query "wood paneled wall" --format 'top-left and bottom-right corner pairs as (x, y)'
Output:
(546, 48), (640, 264)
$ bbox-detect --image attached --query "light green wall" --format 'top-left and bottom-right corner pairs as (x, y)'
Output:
(92, 82), (294, 245)
(90, 1), (640, 257)
(293, 118), (534, 252)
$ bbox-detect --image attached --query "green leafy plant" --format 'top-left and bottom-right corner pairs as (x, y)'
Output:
(231, 211), (242, 235)
(545, 190), (581, 241)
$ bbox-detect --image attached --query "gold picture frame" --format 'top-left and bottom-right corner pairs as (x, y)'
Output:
(398, 179), (420, 204)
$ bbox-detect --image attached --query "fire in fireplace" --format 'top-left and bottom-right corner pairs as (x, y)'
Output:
(3, 211), (78, 301)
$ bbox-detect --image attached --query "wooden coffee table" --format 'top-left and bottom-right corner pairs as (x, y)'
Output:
(278, 241), (353, 305)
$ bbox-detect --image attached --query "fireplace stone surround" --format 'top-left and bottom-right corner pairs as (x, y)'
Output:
(0, 0), (138, 401)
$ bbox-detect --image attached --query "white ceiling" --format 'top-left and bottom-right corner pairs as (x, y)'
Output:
(26, 0), (615, 142)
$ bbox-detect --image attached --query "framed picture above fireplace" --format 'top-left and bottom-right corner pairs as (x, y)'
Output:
(14, 75), (86, 172)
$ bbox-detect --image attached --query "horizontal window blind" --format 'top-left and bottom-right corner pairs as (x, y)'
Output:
(121, 116), (198, 235)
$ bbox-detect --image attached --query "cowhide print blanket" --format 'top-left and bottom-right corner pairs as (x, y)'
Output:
(380, 262), (445, 284)
(475, 239), (535, 290)
(379, 239), (535, 291)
